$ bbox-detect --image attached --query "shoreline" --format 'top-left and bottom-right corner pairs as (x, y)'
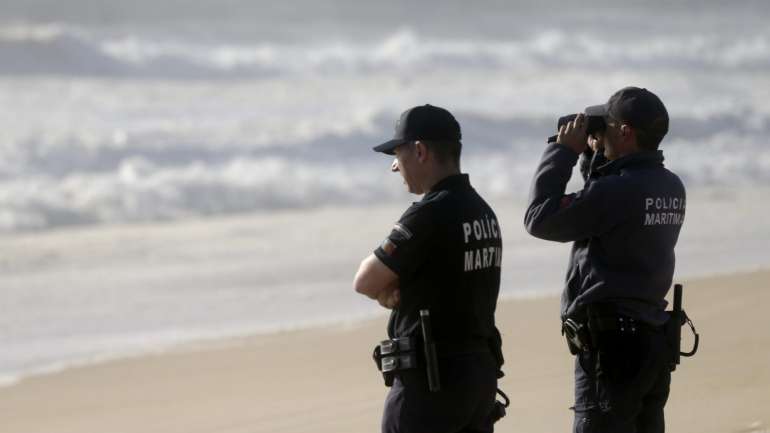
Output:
(3, 186), (770, 395)
(2, 269), (769, 433)
(2, 266), (762, 391)
(0, 268), (761, 375)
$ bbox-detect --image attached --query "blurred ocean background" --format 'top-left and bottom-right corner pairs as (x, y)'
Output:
(2, 0), (770, 385)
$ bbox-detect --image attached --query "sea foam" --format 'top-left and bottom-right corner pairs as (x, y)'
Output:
(2, 25), (770, 79)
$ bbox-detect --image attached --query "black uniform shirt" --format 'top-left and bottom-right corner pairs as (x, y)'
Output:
(374, 174), (503, 344)
(525, 143), (686, 326)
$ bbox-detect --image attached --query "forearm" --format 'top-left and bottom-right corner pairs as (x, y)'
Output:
(524, 143), (579, 240)
(353, 254), (399, 300)
(376, 283), (401, 309)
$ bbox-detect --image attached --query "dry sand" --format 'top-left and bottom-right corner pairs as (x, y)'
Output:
(1, 270), (768, 433)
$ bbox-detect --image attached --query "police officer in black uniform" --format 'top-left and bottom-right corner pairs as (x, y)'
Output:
(354, 104), (504, 433)
(524, 87), (686, 433)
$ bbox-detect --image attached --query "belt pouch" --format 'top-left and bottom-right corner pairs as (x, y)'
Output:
(372, 337), (419, 387)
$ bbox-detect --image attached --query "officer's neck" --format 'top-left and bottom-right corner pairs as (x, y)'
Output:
(420, 164), (461, 193)
(606, 137), (642, 161)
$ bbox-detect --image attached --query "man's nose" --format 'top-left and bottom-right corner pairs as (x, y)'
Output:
(391, 159), (399, 172)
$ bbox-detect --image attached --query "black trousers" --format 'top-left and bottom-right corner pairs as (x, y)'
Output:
(382, 351), (498, 433)
(572, 328), (672, 433)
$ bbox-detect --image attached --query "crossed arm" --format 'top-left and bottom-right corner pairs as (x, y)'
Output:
(353, 254), (401, 309)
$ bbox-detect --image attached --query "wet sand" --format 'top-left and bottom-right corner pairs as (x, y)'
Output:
(1, 270), (769, 433)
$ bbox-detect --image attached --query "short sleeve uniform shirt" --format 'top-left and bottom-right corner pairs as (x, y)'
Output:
(374, 174), (502, 344)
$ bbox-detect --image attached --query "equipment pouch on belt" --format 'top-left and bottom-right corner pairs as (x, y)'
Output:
(372, 336), (419, 387)
(371, 309), (441, 390)
(664, 283), (700, 371)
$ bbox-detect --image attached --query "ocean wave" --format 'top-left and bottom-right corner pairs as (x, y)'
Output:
(0, 156), (400, 231)
(1, 126), (769, 232)
(2, 24), (770, 78)
(3, 108), (766, 177)
(0, 24), (129, 76)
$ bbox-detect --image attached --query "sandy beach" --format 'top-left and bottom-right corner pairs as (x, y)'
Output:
(1, 269), (768, 433)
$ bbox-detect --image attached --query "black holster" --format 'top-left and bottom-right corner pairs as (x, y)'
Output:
(488, 327), (509, 424)
(489, 327), (505, 377)
(562, 318), (593, 354)
(663, 309), (699, 370)
(664, 284), (700, 371)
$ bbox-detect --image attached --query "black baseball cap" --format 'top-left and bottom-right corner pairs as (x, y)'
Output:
(585, 87), (669, 139)
(373, 104), (462, 155)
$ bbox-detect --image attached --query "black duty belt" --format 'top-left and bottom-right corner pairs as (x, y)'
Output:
(436, 339), (491, 356)
(374, 336), (490, 367)
(564, 286), (700, 373)
(372, 336), (491, 384)
(589, 315), (663, 334)
(370, 316), (510, 425)
(563, 314), (663, 355)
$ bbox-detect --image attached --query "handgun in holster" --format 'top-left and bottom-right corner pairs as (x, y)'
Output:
(562, 317), (593, 354)
(487, 327), (510, 424)
(664, 283), (700, 371)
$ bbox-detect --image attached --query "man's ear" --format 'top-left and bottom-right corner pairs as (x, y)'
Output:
(620, 124), (633, 138)
(414, 140), (429, 163)
(619, 125), (640, 150)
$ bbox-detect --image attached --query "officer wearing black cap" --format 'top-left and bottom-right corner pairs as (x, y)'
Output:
(354, 104), (505, 433)
(524, 87), (686, 433)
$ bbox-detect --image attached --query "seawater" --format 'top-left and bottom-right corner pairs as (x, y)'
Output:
(1, 0), (770, 385)
(1, 1), (770, 231)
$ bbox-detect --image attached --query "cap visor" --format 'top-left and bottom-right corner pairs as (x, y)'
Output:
(373, 139), (407, 155)
(584, 103), (609, 117)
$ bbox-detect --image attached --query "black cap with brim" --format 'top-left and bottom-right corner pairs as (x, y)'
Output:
(584, 104), (609, 117)
(374, 104), (461, 155)
(372, 138), (409, 155)
(584, 87), (669, 138)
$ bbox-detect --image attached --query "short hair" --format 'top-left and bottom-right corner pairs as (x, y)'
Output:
(422, 140), (462, 167)
(631, 113), (668, 150)
(634, 129), (665, 150)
